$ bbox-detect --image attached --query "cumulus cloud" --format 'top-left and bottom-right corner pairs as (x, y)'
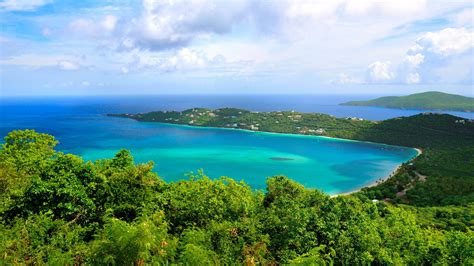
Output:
(399, 53), (425, 84)
(415, 27), (473, 56)
(4, 0), (470, 90)
(119, 48), (227, 73)
(66, 0), (432, 52)
(124, 0), (250, 50)
(403, 27), (473, 84)
(63, 0), (250, 51)
(68, 15), (119, 38)
(404, 53), (425, 67)
(368, 27), (473, 84)
(0, 0), (52, 11)
(367, 61), (395, 82)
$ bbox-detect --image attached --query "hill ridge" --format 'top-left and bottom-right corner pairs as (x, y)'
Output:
(341, 91), (474, 112)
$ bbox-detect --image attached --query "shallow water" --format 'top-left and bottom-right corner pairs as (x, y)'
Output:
(0, 95), (433, 194)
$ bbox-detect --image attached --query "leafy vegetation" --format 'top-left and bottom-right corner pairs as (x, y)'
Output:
(109, 107), (374, 139)
(111, 108), (474, 206)
(1, 130), (472, 264)
(341, 91), (474, 112)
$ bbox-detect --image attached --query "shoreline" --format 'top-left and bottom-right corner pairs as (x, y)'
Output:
(332, 147), (423, 197)
(121, 117), (419, 151)
(111, 116), (423, 196)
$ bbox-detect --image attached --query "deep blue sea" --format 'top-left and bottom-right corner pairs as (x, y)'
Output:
(1, 95), (471, 194)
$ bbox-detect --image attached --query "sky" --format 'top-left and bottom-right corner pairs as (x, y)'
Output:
(0, 0), (473, 96)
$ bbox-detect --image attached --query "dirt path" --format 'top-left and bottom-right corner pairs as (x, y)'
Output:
(396, 171), (428, 197)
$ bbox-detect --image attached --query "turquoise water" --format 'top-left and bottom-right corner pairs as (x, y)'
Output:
(0, 96), (421, 194)
(74, 120), (417, 194)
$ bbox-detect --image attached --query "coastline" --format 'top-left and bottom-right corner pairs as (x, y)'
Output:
(120, 116), (419, 151)
(333, 147), (423, 197)
(111, 116), (423, 196)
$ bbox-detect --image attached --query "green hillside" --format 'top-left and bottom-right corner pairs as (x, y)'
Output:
(1, 130), (473, 264)
(341, 91), (474, 112)
(111, 109), (474, 206)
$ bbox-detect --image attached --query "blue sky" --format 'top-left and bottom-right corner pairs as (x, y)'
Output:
(0, 0), (472, 96)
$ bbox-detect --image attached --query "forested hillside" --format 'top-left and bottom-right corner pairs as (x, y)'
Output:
(341, 91), (474, 112)
(0, 130), (472, 264)
(354, 114), (474, 206)
(112, 109), (474, 206)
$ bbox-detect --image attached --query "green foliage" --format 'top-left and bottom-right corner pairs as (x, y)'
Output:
(0, 212), (87, 264)
(0, 130), (473, 264)
(164, 172), (259, 232)
(89, 212), (177, 265)
(112, 108), (474, 207)
(342, 91), (474, 112)
(0, 129), (58, 174)
(288, 245), (331, 265)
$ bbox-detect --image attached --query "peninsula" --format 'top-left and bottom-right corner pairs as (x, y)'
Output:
(341, 91), (474, 112)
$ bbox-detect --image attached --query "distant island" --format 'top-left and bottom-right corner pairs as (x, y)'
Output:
(341, 91), (474, 112)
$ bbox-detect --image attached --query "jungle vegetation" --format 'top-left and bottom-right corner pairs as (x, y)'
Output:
(0, 130), (472, 264)
(111, 109), (474, 207)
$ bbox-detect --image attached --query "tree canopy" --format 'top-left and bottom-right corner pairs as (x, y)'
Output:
(0, 130), (472, 264)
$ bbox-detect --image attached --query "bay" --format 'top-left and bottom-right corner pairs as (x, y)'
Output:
(2, 94), (460, 194)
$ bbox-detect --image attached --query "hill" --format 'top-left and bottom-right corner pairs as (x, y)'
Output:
(0, 130), (472, 264)
(341, 91), (474, 112)
(111, 109), (474, 206)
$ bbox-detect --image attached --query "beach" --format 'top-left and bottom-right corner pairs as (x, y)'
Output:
(333, 147), (423, 197)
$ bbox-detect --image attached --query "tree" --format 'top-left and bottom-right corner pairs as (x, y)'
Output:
(0, 129), (58, 174)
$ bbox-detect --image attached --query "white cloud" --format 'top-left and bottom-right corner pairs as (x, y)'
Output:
(399, 53), (424, 84)
(0, 54), (90, 71)
(77, 0), (432, 52)
(81, 81), (90, 87)
(0, 54), (64, 67)
(120, 66), (129, 74)
(335, 73), (363, 84)
(415, 27), (473, 56)
(451, 8), (473, 27)
(119, 48), (227, 73)
(69, 19), (95, 35)
(344, 0), (427, 17)
(404, 28), (473, 83)
(0, 0), (52, 11)
(367, 61), (395, 82)
(57, 60), (80, 70)
(124, 0), (250, 50)
(404, 53), (425, 67)
(68, 15), (119, 38)
(4, 0), (471, 95)
(368, 27), (473, 84)
(101, 15), (118, 31)
(284, 0), (341, 22)
(406, 73), (421, 84)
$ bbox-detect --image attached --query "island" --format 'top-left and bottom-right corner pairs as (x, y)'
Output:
(340, 91), (474, 112)
(109, 108), (474, 206)
(2, 111), (473, 264)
